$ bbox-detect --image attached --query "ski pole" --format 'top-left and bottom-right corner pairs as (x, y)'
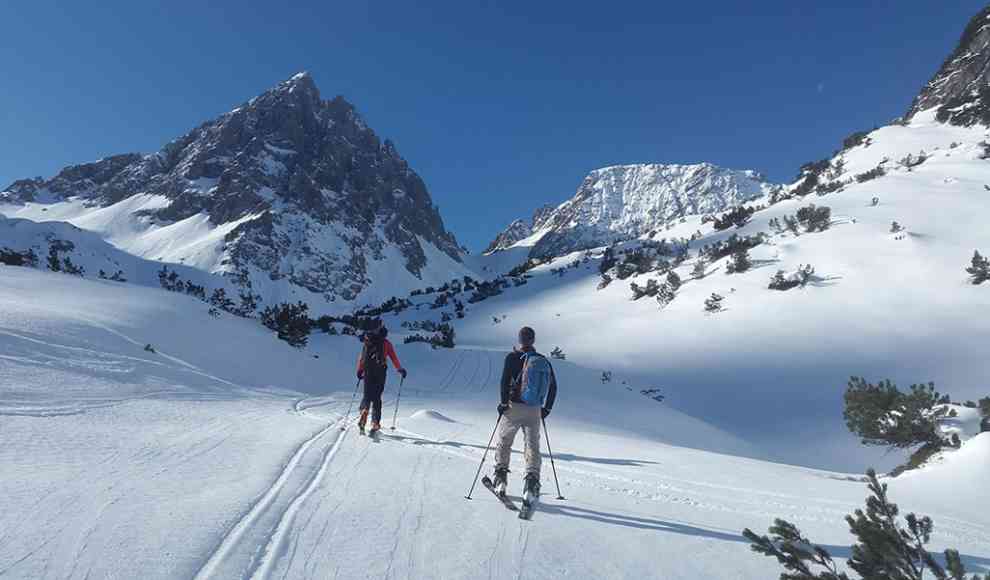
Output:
(341, 378), (361, 431)
(542, 416), (565, 500)
(389, 375), (405, 430)
(464, 414), (502, 500)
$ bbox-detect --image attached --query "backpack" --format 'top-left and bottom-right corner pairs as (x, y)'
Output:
(516, 352), (552, 406)
(362, 336), (388, 385)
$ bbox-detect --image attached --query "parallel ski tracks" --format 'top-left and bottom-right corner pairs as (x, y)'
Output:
(191, 399), (349, 580)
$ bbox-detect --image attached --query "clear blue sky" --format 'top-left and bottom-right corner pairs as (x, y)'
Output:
(1, 1), (984, 251)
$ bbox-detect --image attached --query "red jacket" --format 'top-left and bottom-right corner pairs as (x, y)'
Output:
(356, 338), (403, 373)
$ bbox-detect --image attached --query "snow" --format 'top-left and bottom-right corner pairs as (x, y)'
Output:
(463, 116), (990, 473)
(1, 249), (988, 579)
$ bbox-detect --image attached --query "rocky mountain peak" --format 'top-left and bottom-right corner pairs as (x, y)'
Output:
(486, 163), (776, 258)
(1, 73), (465, 306)
(908, 5), (990, 126)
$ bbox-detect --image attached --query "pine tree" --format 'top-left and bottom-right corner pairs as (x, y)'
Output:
(209, 288), (236, 313)
(725, 248), (752, 274)
(691, 258), (707, 279)
(745, 469), (990, 580)
(843, 377), (950, 451)
(47, 247), (61, 272)
(966, 250), (989, 284)
(260, 302), (311, 348)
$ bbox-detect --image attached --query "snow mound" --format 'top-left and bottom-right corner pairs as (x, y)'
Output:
(410, 409), (457, 422)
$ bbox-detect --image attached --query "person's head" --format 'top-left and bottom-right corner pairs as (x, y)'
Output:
(518, 326), (535, 349)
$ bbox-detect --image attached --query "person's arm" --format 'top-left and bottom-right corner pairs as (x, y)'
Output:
(544, 364), (558, 411)
(356, 344), (365, 375)
(384, 340), (403, 370)
(499, 353), (514, 405)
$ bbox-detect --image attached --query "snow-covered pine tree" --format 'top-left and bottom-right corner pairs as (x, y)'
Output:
(843, 377), (954, 471)
(725, 248), (752, 274)
(769, 270), (800, 291)
(744, 469), (990, 580)
(704, 293), (724, 313)
(966, 250), (989, 284)
(691, 258), (707, 279)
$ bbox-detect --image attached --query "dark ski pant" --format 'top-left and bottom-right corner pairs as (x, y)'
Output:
(360, 381), (385, 423)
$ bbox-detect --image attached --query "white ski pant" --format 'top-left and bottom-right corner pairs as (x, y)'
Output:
(494, 403), (542, 477)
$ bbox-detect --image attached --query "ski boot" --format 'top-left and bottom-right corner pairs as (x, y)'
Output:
(370, 421), (382, 435)
(492, 467), (509, 497)
(357, 409), (369, 434)
(523, 473), (541, 503)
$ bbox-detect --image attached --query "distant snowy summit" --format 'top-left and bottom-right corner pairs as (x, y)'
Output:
(907, 4), (990, 126)
(1, 72), (466, 306)
(486, 162), (776, 257)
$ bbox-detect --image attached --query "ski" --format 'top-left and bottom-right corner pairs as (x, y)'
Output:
(481, 476), (518, 511)
(518, 498), (537, 520)
(518, 488), (539, 520)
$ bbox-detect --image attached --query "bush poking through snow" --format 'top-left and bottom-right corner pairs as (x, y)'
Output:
(704, 293), (724, 314)
(966, 250), (989, 284)
(744, 469), (990, 580)
(769, 265), (816, 291)
(855, 165), (886, 183)
(629, 279), (660, 301)
(550, 347), (566, 360)
(691, 258), (708, 279)
(725, 248), (752, 274)
(890, 221), (904, 234)
(796, 204), (832, 233)
(0, 247), (38, 267)
(260, 302), (311, 348)
(711, 205), (755, 231)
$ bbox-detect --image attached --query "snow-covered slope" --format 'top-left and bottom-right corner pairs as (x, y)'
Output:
(0, 73), (472, 313)
(1, 266), (986, 579)
(487, 162), (776, 257)
(446, 108), (990, 473)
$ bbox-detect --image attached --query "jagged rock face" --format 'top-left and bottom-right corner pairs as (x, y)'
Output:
(484, 204), (555, 254)
(2, 73), (462, 302)
(494, 163), (774, 258)
(484, 219), (531, 254)
(908, 5), (990, 126)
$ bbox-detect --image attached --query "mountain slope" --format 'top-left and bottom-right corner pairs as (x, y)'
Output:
(0, 73), (470, 311)
(1, 266), (986, 579)
(488, 162), (776, 258)
(452, 107), (990, 472)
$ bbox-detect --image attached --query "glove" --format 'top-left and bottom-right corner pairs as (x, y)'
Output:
(497, 403), (509, 416)
(398, 368), (407, 380)
(357, 370), (364, 380)
(541, 407), (551, 419)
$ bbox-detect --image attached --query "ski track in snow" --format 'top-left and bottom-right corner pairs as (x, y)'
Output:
(192, 399), (348, 580)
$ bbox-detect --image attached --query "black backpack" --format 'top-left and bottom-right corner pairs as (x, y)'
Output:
(362, 335), (388, 384)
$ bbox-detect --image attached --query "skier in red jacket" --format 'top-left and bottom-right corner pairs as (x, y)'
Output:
(356, 324), (406, 433)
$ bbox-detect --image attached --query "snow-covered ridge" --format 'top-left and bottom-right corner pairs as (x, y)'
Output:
(488, 162), (777, 258)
